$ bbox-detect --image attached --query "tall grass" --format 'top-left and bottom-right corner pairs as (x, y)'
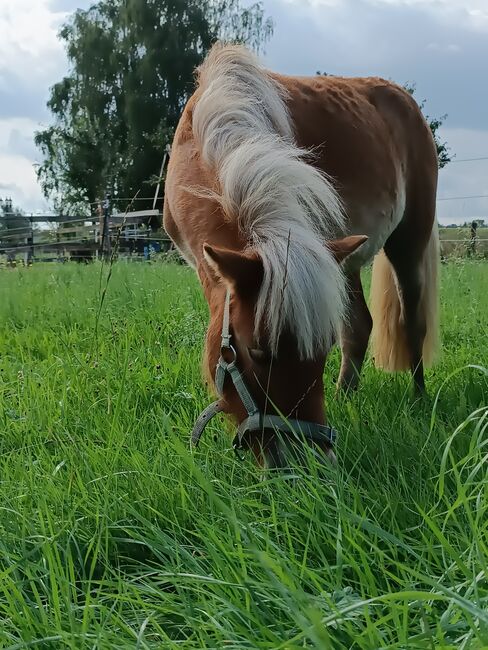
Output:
(0, 260), (486, 648)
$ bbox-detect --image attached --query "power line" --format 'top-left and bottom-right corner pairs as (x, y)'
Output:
(437, 194), (488, 202)
(451, 156), (488, 163)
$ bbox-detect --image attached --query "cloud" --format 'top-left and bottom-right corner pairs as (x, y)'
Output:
(0, 118), (48, 211)
(0, 1), (66, 81)
(8, 127), (40, 161)
(0, 0), (486, 219)
(0, 153), (47, 212)
(283, 0), (488, 32)
(0, 1), (63, 123)
(0, 0), (91, 122)
(437, 127), (488, 224)
(0, 0), (90, 211)
(264, 0), (488, 130)
(427, 42), (461, 53)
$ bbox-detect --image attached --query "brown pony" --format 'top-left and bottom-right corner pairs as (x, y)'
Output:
(164, 43), (439, 468)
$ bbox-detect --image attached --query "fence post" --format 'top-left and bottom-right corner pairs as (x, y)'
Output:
(152, 144), (171, 211)
(101, 193), (112, 261)
(468, 221), (478, 257)
(27, 216), (34, 265)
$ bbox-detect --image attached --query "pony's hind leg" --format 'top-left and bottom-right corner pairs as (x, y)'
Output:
(384, 248), (427, 392)
(377, 222), (439, 395)
(338, 272), (372, 391)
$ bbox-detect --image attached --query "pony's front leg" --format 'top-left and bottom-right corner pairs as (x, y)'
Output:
(338, 272), (372, 391)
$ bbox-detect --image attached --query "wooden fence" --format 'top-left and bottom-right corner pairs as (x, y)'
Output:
(0, 207), (173, 265)
(1, 217), (486, 266)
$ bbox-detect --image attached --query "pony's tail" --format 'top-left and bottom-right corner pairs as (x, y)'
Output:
(370, 225), (440, 371)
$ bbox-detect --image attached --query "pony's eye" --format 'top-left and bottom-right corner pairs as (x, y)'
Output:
(248, 347), (271, 364)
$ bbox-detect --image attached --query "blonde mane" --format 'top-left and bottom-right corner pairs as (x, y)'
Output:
(193, 43), (346, 359)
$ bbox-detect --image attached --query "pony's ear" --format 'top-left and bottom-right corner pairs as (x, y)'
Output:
(203, 243), (263, 295)
(327, 235), (368, 263)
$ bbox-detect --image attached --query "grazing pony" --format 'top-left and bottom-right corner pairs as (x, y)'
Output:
(164, 43), (439, 468)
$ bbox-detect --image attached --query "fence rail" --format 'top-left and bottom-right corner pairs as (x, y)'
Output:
(1, 214), (486, 264)
(0, 207), (173, 264)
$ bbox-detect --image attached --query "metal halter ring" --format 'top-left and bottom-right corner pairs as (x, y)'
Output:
(220, 343), (237, 362)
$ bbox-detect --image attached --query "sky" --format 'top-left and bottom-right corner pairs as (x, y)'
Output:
(0, 0), (487, 224)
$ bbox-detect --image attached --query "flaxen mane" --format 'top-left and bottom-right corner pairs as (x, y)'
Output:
(193, 44), (346, 359)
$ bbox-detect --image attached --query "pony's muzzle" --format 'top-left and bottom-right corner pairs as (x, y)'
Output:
(258, 429), (337, 474)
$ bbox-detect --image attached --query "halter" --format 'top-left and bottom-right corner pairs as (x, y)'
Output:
(190, 289), (338, 456)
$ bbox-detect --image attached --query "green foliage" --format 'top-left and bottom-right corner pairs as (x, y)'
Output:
(0, 261), (487, 647)
(35, 0), (273, 214)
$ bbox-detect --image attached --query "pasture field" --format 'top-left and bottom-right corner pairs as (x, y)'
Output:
(0, 260), (487, 649)
(439, 227), (488, 258)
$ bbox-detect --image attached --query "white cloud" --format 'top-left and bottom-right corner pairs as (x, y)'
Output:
(0, 153), (47, 212)
(0, 118), (48, 211)
(427, 42), (461, 52)
(0, 1), (75, 211)
(0, 0), (68, 86)
(0, 118), (38, 149)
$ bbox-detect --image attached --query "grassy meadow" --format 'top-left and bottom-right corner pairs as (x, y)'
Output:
(439, 227), (488, 258)
(0, 260), (487, 649)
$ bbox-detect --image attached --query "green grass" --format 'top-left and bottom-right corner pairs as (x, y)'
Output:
(0, 260), (487, 649)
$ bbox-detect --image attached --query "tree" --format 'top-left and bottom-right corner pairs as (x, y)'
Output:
(35, 0), (273, 215)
